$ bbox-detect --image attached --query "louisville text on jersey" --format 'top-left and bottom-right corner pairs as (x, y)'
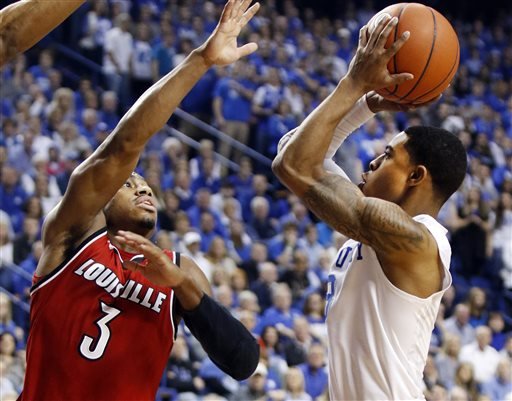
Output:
(74, 258), (167, 312)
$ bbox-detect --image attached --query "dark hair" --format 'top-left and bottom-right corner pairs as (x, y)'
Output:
(404, 126), (467, 203)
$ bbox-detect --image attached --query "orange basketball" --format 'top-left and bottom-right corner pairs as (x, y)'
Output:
(367, 3), (460, 105)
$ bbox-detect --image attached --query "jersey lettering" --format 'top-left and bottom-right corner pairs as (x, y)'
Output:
(74, 259), (167, 313)
(79, 302), (121, 360)
(334, 242), (363, 271)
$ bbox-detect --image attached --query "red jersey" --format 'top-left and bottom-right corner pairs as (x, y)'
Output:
(20, 228), (178, 401)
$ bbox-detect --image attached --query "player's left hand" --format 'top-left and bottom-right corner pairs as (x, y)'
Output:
(114, 230), (185, 288)
(199, 0), (260, 66)
(365, 91), (442, 113)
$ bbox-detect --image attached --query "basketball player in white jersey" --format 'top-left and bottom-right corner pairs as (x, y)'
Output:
(273, 15), (467, 401)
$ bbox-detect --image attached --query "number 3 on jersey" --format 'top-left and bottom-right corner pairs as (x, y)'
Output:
(79, 302), (121, 360)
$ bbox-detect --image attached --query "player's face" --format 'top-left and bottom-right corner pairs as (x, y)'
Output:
(359, 132), (414, 204)
(104, 174), (157, 234)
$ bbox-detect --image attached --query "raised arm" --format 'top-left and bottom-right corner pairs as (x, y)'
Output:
(0, 0), (85, 66)
(39, 0), (259, 272)
(272, 16), (429, 259)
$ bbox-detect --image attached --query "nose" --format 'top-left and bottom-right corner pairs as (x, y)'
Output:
(135, 183), (152, 196)
(369, 154), (384, 171)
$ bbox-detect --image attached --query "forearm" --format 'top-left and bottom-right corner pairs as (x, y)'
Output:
(114, 50), (210, 150)
(0, 0), (84, 66)
(173, 275), (204, 311)
(273, 77), (365, 194)
(183, 294), (260, 380)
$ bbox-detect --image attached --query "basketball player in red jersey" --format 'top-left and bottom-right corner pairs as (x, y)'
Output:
(0, 0), (85, 67)
(19, 1), (260, 400)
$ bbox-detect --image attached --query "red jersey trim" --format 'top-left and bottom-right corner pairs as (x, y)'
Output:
(30, 228), (108, 295)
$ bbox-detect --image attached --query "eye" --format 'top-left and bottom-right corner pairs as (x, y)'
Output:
(384, 151), (391, 159)
(124, 182), (132, 188)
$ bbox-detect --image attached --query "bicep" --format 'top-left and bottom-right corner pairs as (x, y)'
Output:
(302, 173), (429, 255)
(45, 141), (140, 241)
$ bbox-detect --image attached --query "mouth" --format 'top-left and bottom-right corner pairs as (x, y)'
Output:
(358, 175), (367, 192)
(135, 197), (156, 213)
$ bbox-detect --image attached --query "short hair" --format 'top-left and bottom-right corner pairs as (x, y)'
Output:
(404, 126), (467, 203)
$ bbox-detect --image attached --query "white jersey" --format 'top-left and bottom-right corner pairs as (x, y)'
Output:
(326, 215), (452, 401)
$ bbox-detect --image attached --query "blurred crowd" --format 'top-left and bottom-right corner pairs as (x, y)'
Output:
(0, 0), (512, 400)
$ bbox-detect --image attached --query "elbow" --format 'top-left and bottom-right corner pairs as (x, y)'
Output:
(272, 152), (296, 186)
(229, 337), (260, 380)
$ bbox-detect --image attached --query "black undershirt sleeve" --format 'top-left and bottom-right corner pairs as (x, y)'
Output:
(182, 293), (260, 381)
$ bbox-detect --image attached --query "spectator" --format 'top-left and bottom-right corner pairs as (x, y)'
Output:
(0, 212), (15, 269)
(467, 287), (489, 328)
(203, 236), (238, 279)
(480, 359), (512, 401)
(444, 303), (476, 346)
(268, 222), (300, 266)
(12, 217), (39, 265)
(279, 249), (320, 308)
(250, 262), (279, 312)
(131, 23), (153, 100)
(229, 361), (268, 401)
(182, 231), (211, 281)
(213, 60), (256, 162)
(270, 367), (312, 401)
(255, 283), (302, 336)
(98, 91), (120, 129)
(302, 292), (326, 343)
(102, 13), (133, 109)
(298, 342), (328, 400)
(460, 325), (502, 384)
(248, 196), (277, 241)
(240, 242), (269, 284)
(152, 30), (177, 81)
(454, 362), (481, 401)
(165, 335), (205, 397)
(488, 311), (508, 351)
(435, 332), (462, 390)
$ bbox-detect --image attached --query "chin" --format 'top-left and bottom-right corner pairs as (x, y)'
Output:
(139, 217), (156, 231)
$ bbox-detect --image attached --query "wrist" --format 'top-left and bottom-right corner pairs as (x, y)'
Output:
(191, 47), (214, 69)
(340, 75), (368, 99)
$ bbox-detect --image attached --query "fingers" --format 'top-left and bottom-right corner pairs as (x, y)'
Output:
(115, 230), (160, 259)
(367, 13), (391, 49)
(237, 0), (253, 18)
(386, 30), (410, 58)
(358, 25), (368, 48)
(238, 2), (260, 28)
(237, 42), (258, 58)
(122, 260), (145, 273)
(389, 72), (414, 86)
(220, 0), (235, 23)
(375, 16), (398, 49)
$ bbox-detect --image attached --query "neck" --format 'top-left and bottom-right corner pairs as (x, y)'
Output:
(400, 191), (440, 218)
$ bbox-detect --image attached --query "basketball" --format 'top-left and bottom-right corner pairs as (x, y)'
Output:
(367, 3), (460, 105)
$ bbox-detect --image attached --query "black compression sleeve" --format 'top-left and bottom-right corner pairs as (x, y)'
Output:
(182, 293), (260, 380)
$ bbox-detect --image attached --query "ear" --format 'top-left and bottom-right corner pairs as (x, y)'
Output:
(408, 165), (428, 187)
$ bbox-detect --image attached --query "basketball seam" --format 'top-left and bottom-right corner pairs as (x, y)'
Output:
(386, 4), (407, 96)
(397, 8), (437, 101)
(410, 38), (460, 103)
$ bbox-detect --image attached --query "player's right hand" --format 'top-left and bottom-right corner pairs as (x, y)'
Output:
(114, 230), (185, 288)
(346, 15), (413, 94)
(199, 0), (260, 66)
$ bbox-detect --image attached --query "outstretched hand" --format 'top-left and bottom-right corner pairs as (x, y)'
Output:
(200, 0), (260, 66)
(114, 230), (184, 288)
(347, 15), (413, 94)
